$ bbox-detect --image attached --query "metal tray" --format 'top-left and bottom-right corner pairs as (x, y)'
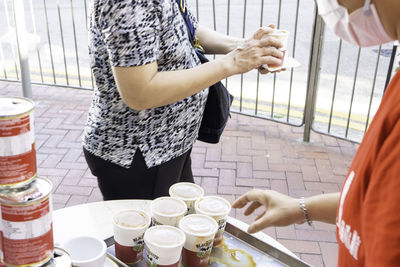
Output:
(105, 222), (311, 267)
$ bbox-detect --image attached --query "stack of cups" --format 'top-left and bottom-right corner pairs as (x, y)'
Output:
(0, 97), (54, 267)
(113, 182), (233, 267)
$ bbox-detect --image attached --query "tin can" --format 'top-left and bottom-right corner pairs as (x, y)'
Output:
(0, 177), (53, 267)
(0, 97), (36, 188)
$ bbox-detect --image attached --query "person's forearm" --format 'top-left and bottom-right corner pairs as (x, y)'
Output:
(196, 25), (243, 54)
(305, 192), (339, 224)
(114, 59), (232, 110)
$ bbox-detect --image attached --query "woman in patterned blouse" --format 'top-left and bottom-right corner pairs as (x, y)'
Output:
(83, 0), (283, 200)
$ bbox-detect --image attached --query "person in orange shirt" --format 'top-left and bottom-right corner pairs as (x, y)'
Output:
(233, 0), (400, 266)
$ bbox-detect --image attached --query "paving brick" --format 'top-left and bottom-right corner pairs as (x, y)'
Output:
(40, 154), (63, 168)
(236, 178), (269, 187)
(204, 161), (236, 169)
(305, 182), (340, 193)
(52, 194), (70, 205)
(57, 162), (88, 170)
(277, 239), (320, 254)
(218, 186), (252, 195)
(62, 169), (85, 185)
(206, 147), (221, 161)
(300, 254), (324, 267)
(62, 148), (82, 162)
(66, 195), (89, 207)
(276, 225), (297, 239)
(88, 188), (103, 203)
(301, 165), (320, 181)
(320, 242), (338, 267)
(296, 229), (337, 242)
(270, 179), (288, 194)
(286, 172), (305, 190)
(269, 163), (301, 172)
(201, 177), (218, 194)
(78, 178), (99, 187)
(191, 153), (205, 168)
(237, 162), (252, 178)
(252, 155), (269, 171)
(192, 168), (219, 177)
(56, 185), (93, 196)
(38, 168), (69, 177)
(219, 169), (236, 186)
(221, 155), (252, 162)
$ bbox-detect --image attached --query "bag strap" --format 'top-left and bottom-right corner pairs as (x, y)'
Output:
(175, 0), (204, 52)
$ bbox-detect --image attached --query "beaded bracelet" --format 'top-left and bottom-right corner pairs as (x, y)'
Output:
(299, 197), (312, 226)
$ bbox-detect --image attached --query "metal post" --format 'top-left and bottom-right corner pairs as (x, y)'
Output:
(13, 0), (32, 98)
(303, 9), (325, 142)
(384, 41), (399, 92)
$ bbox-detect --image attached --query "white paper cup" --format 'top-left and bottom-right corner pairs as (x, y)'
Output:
(179, 214), (218, 267)
(195, 196), (232, 246)
(263, 29), (290, 70)
(144, 225), (186, 267)
(113, 209), (151, 265)
(169, 182), (204, 214)
(150, 197), (187, 227)
(61, 236), (106, 267)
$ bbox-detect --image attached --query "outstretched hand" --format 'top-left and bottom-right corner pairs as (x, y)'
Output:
(232, 189), (304, 234)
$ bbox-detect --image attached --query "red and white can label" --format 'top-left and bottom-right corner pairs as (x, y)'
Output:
(0, 197), (53, 266)
(0, 113), (36, 186)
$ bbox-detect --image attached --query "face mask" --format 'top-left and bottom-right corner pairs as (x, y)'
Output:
(316, 0), (394, 47)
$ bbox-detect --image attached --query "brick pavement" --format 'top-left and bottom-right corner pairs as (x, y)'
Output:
(0, 81), (359, 267)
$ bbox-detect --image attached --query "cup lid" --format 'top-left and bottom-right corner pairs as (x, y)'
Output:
(179, 214), (218, 237)
(150, 197), (187, 217)
(169, 182), (204, 201)
(113, 209), (150, 229)
(195, 196), (231, 216)
(144, 225), (186, 248)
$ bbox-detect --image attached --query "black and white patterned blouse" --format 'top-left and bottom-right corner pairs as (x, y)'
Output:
(83, 0), (208, 168)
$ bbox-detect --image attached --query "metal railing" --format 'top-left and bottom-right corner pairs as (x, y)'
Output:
(0, 0), (398, 143)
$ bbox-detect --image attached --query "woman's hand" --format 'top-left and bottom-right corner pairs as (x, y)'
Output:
(232, 189), (304, 234)
(222, 25), (284, 75)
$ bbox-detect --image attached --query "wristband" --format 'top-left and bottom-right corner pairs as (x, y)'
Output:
(299, 197), (312, 226)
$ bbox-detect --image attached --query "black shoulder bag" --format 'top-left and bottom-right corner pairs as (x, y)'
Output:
(176, 0), (234, 144)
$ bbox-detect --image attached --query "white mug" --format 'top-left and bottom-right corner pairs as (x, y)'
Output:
(61, 236), (106, 267)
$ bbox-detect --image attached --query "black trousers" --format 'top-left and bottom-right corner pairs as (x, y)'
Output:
(83, 148), (194, 200)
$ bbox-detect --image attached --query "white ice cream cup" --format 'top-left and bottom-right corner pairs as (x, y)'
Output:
(113, 209), (151, 265)
(195, 196), (231, 246)
(179, 214), (218, 267)
(169, 182), (205, 214)
(144, 225), (186, 267)
(150, 197), (187, 227)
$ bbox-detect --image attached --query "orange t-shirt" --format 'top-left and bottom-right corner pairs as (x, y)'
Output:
(337, 70), (400, 266)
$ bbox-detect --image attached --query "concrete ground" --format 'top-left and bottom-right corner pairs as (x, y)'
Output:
(0, 81), (359, 267)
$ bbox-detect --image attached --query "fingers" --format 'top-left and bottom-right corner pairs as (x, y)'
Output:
(232, 189), (265, 208)
(248, 215), (273, 234)
(259, 36), (283, 50)
(244, 201), (262, 216)
(260, 46), (284, 58)
(252, 26), (275, 40)
(260, 56), (282, 67)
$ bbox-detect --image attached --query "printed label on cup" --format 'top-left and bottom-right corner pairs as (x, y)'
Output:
(144, 225), (185, 267)
(150, 197), (187, 227)
(169, 182), (204, 214)
(113, 210), (150, 265)
(179, 214), (218, 267)
(194, 196), (231, 247)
